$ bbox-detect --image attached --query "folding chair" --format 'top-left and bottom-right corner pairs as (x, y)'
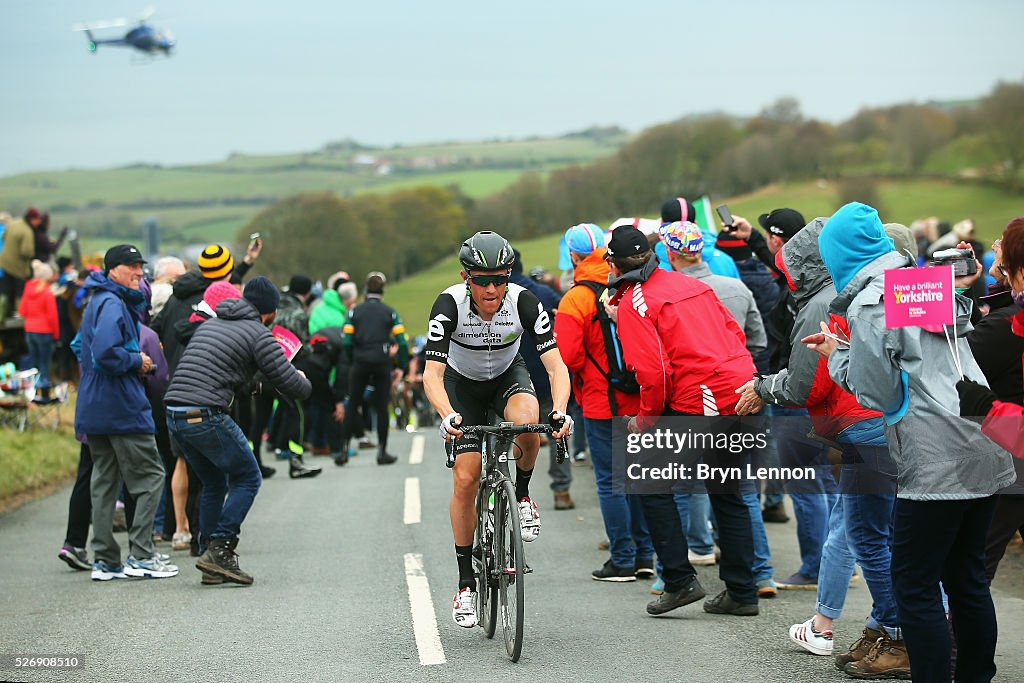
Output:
(29, 381), (69, 432)
(0, 369), (39, 432)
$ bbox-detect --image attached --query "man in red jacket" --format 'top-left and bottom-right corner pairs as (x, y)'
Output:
(607, 225), (759, 617)
(555, 223), (654, 583)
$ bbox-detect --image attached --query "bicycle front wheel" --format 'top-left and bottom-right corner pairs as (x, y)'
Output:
(495, 479), (525, 662)
(474, 482), (498, 639)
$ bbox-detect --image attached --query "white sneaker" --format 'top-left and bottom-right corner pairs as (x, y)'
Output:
(171, 531), (192, 551)
(123, 555), (179, 578)
(91, 561), (127, 581)
(688, 550), (717, 566)
(518, 497), (541, 542)
(789, 616), (834, 655)
(452, 587), (477, 628)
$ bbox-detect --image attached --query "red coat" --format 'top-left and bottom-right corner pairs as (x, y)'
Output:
(554, 250), (641, 419)
(18, 279), (59, 340)
(611, 266), (755, 430)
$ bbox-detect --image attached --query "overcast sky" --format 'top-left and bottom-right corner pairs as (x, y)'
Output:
(2, 0), (1022, 176)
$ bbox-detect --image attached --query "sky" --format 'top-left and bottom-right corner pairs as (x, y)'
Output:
(2, 0), (1022, 176)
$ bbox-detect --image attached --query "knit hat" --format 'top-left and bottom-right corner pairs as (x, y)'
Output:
(243, 276), (280, 314)
(288, 274), (312, 296)
(191, 281), (242, 322)
(659, 221), (704, 255)
(564, 223), (606, 255)
(660, 197), (697, 224)
(198, 244), (234, 280)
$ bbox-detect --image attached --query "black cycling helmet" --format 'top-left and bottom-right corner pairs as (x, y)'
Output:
(458, 231), (515, 272)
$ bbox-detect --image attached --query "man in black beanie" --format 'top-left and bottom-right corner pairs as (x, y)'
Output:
(165, 276), (312, 585)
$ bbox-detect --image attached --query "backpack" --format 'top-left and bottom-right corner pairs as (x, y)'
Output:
(576, 281), (641, 414)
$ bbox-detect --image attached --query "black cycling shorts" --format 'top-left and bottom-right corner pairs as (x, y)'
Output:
(444, 356), (537, 455)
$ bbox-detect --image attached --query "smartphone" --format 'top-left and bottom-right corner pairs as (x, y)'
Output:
(716, 204), (735, 231)
(819, 331), (850, 346)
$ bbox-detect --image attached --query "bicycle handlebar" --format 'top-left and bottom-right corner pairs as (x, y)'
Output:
(445, 423), (568, 468)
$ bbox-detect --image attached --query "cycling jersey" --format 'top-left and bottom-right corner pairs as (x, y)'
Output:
(424, 283), (556, 381)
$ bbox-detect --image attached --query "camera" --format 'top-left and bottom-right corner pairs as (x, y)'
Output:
(931, 247), (977, 277)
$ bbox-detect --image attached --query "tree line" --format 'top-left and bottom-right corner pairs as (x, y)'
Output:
(239, 81), (1024, 284)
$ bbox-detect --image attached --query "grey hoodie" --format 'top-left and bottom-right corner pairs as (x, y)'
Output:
(826, 251), (1016, 500)
(753, 218), (833, 407)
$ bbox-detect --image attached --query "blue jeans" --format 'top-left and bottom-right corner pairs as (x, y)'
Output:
(25, 332), (53, 388)
(674, 489), (715, 556)
(774, 406), (838, 579)
(166, 409), (262, 541)
(741, 492), (775, 584)
(586, 416), (653, 567)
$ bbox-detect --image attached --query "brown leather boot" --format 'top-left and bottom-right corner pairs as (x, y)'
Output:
(834, 627), (883, 670)
(553, 491), (575, 510)
(843, 634), (911, 680)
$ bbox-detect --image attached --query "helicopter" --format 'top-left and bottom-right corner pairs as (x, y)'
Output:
(73, 8), (175, 56)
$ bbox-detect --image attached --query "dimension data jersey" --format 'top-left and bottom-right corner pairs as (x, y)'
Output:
(424, 283), (556, 381)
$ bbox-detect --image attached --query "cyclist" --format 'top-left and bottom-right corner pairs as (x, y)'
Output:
(423, 231), (573, 629)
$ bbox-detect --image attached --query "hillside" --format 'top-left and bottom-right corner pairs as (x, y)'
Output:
(387, 177), (1019, 334)
(0, 131), (627, 254)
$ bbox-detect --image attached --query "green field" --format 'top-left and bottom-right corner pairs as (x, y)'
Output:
(387, 177), (1024, 333)
(0, 133), (626, 258)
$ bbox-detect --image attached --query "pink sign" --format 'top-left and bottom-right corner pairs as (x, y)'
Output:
(271, 325), (303, 361)
(884, 266), (954, 329)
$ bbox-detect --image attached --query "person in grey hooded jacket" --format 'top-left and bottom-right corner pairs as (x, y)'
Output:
(807, 202), (1016, 683)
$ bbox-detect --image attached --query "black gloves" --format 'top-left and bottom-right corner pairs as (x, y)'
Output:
(956, 379), (997, 418)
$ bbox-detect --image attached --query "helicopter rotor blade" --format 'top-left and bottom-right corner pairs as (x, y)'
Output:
(72, 18), (128, 31)
(139, 6), (156, 23)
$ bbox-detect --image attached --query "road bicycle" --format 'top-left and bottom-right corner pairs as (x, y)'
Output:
(447, 421), (566, 662)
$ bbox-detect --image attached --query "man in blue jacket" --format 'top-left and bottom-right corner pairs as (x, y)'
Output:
(74, 244), (178, 581)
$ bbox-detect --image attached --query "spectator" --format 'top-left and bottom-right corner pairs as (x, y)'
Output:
(511, 248), (574, 510)
(278, 274), (313, 342)
(660, 221), (776, 598)
(19, 259), (59, 399)
(165, 276), (312, 585)
(555, 223), (652, 580)
(308, 277), (348, 335)
(0, 207), (42, 320)
(339, 271), (409, 465)
(607, 226), (759, 617)
(659, 198), (740, 279)
(150, 256), (186, 318)
(73, 244), (178, 581)
(811, 202), (1015, 682)
(32, 211), (66, 265)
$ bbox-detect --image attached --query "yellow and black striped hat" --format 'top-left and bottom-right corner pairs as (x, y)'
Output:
(198, 244), (234, 280)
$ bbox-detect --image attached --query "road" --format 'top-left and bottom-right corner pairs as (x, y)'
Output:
(2, 428), (1022, 682)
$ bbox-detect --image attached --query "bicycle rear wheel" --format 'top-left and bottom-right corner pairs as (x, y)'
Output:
(495, 479), (525, 662)
(474, 482), (498, 638)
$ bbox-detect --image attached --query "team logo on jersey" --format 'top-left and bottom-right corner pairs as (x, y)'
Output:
(428, 313), (451, 342)
(534, 303), (551, 335)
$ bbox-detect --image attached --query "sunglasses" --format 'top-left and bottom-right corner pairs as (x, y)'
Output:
(467, 274), (510, 287)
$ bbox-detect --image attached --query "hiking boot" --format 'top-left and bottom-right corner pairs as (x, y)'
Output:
(200, 570), (224, 585)
(377, 451), (398, 465)
(789, 616), (834, 655)
(289, 455), (322, 478)
(703, 589), (759, 616)
(259, 464), (276, 478)
(777, 572), (817, 590)
(333, 453), (349, 466)
(635, 557), (656, 578)
(646, 577), (706, 615)
(762, 502), (789, 523)
(835, 627), (883, 670)
(124, 555), (179, 578)
(58, 544), (91, 571)
(358, 438), (376, 450)
(843, 635), (911, 679)
(592, 559), (637, 582)
(553, 491), (575, 510)
(518, 497), (541, 542)
(196, 537), (254, 585)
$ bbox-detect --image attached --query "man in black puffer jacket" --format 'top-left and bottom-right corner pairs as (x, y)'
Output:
(164, 277), (311, 586)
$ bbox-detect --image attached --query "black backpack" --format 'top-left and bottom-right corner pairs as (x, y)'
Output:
(576, 281), (641, 414)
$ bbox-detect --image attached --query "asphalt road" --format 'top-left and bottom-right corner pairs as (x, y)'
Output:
(2, 428), (1022, 682)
